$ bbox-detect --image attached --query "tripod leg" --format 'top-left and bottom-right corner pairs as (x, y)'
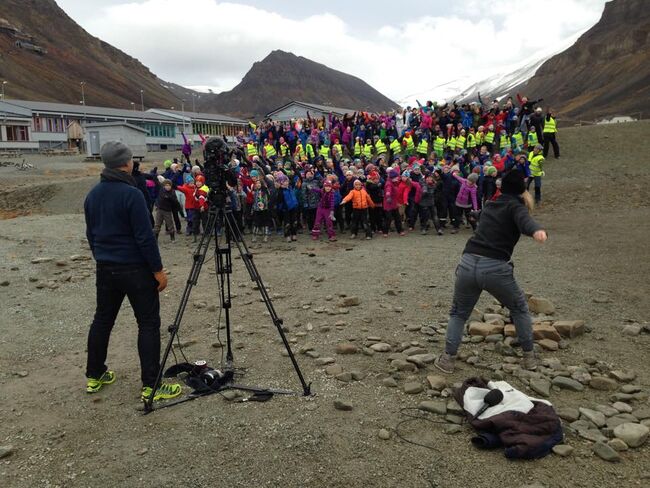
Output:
(144, 208), (218, 413)
(215, 209), (234, 364)
(223, 211), (312, 396)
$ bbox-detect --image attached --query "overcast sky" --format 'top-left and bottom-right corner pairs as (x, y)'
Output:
(56, 0), (608, 103)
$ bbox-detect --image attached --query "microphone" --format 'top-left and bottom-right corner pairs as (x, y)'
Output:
(474, 388), (504, 419)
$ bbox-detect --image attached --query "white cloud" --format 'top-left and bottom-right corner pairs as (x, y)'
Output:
(74, 0), (607, 106)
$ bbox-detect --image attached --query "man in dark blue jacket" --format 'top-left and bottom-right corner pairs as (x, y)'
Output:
(84, 141), (181, 402)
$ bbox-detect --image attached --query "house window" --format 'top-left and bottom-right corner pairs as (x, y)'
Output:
(6, 125), (29, 141)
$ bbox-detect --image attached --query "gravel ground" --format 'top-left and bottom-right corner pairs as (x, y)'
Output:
(0, 122), (649, 488)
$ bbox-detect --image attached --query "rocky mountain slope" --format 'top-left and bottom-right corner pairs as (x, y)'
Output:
(200, 50), (399, 118)
(0, 0), (180, 109)
(467, 0), (649, 121)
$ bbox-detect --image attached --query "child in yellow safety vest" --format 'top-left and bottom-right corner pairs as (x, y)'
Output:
(527, 144), (545, 204)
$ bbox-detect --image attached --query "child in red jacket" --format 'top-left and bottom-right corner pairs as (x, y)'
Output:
(176, 180), (198, 236)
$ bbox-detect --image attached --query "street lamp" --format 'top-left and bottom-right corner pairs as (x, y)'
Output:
(80, 81), (86, 106)
(140, 89), (145, 122)
(191, 93), (196, 113)
(181, 99), (186, 132)
(130, 102), (135, 111)
(1, 81), (7, 100)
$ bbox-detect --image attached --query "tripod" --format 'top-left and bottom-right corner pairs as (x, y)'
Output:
(143, 203), (311, 413)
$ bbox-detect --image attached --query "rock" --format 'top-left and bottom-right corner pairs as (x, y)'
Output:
(444, 424), (463, 434)
(391, 359), (417, 372)
(445, 414), (464, 424)
(0, 280), (9, 287)
(537, 339), (559, 351)
(338, 296), (360, 307)
(621, 384), (642, 394)
(485, 334), (504, 343)
(335, 372), (353, 382)
(552, 376), (584, 392)
(592, 442), (620, 462)
(193, 301), (207, 309)
(552, 444), (574, 457)
(315, 357), (335, 366)
(333, 400), (353, 411)
(610, 370), (636, 382)
(594, 404), (620, 417)
(533, 323), (562, 341)
(607, 438), (629, 451)
(55, 260), (68, 267)
(418, 400), (447, 415)
(221, 390), (242, 401)
(446, 400), (464, 415)
(622, 324), (642, 336)
(557, 407), (580, 422)
(528, 297), (555, 315)
(553, 320), (585, 338)
(351, 370), (365, 381)
(633, 407), (650, 421)
(579, 408), (607, 428)
(529, 378), (551, 398)
(325, 364), (343, 376)
(613, 423), (649, 448)
(137, 448), (149, 456)
(406, 354), (435, 366)
(382, 377), (398, 388)
(590, 377), (618, 391)
(468, 322), (504, 337)
(378, 429), (391, 440)
(403, 346), (428, 356)
(483, 313), (505, 323)
(403, 382), (424, 394)
(370, 342), (392, 352)
(426, 375), (447, 391)
(0, 445), (14, 459)
(613, 402), (633, 413)
(31, 257), (53, 264)
(335, 343), (358, 355)
(579, 429), (608, 443)
(607, 414), (640, 429)
(405, 324), (421, 332)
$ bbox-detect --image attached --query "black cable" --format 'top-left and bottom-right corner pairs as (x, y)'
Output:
(394, 407), (450, 451)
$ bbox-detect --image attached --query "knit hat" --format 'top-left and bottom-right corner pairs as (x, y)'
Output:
(164, 159), (173, 169)
(101, 141), (133, 169)
(250, 169), (259, 177)
(162, 178), (172, 187)
(402, 170), (411, 179)
(467, 173), (479, 184)
(195, 175), (205, 185)
(485, 166), (497, 176)
(323, 180), (332, 187)
(501, 169), (526, 195)
(388, 169), (399, 179)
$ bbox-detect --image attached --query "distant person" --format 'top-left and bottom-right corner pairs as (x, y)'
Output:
(542, 109), (560, 159)
(84, 141), (181, 403)
(434, 169), (548, 374)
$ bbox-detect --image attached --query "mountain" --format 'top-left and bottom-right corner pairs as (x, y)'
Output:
(199, 50), (399, 118)
(456, 29), (587, 104)
(520, 0), (650, 121)
(465, 0), (649, 121)
(0, 0), (182, 109)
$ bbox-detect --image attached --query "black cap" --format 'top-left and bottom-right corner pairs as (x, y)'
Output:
(501, 169), (526, 195)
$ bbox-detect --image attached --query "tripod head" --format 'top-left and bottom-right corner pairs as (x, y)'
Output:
(203, 137), (240, 208)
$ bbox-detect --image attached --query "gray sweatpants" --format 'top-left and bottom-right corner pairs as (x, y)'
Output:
(445, 253), (534, 355)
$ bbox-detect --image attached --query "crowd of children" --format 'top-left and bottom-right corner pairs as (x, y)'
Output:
(141, 93), (553, 243)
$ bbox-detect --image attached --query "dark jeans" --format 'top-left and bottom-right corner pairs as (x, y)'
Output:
(86, 264), (161, 387)
(304, 208), (317, 232)
(420, 204), (441, 231)
(351, 208), (371, 237)
(369, 207), (384, 233)
(283, 208), (298, 237)
(383, 208), (403, 234)
(527, 176), (542, 203)
(192, 209), (208, 235)
(445, 253), (534, 355)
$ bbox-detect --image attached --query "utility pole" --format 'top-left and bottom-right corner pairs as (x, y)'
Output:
(80, 81), (86, 107)
(140, 89), (145, 123)
(131, 102), (136, 111)
(181, 99), (186, 133)
(1, 81), (7, 100)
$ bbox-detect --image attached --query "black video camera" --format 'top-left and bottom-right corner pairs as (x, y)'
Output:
(203, 137), (239, 208)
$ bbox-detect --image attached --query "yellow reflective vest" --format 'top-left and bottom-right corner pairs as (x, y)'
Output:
(528, 152), (545, 177)
(447, 137), (457, 150)
(404, 136), (415, 152)
(375, 140), (387, 154)
(280, 143), (290, 157)
(363, 143), (373, 159)
(543, 116), (557, 133)
(306, 143), (315, 159)
(319, 145), (330, 158)
(294, 144), (305, 159)
(333, 143), (343, 157)
(389, 139), (401, 155)
(528, 132), (538, 147)
(264, 143), (276, 157)
(513, 133), (524, 148)
(434, 136), (445, 152)
(500, 135), (510, 150)
(354, 142), (362, 156)
(456, 135), (466, 149)
(246, 143), (258, 157)
(485, 131), (495, 144)
(417, 139), (428, 155)
(467, 133), (476, 148)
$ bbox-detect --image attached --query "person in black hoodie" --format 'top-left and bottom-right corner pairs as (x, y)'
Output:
(153, 178), (181, 241)
(434, 169), (548, 374)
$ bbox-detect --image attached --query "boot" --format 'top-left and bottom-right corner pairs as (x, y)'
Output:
(521, 351), (539, 371)
(434, 353), (456, 374)
(252, 226), (258, 243)
(170, 232), (175, 242)
(193, 234), (197, 243)
(263, 227), (269, 243)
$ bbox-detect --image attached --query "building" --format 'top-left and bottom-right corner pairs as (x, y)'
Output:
(85, 122), (148, 159)
(265, 100), (355, 124)
(0, 101), (38, 152)
(0, 99), (248, 154)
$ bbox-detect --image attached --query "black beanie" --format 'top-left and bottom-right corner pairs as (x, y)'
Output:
(501, 169), (526, 195)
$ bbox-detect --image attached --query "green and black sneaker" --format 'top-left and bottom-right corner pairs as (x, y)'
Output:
(86, 371), (116, 393)
(141, 383), (182, 402)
